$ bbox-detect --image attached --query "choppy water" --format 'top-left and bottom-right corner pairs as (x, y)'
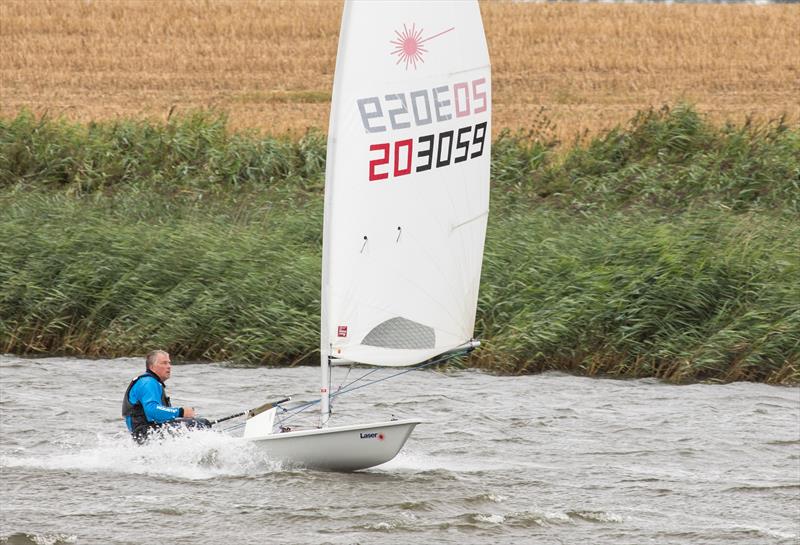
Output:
(0, 355), (798, 545)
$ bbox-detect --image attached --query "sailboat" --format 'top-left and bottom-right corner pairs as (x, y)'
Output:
(242, 0), (491, 471)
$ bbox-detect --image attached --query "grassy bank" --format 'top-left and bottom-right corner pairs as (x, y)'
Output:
(1, 107), (798, 383)
(3, 106), (797, 214)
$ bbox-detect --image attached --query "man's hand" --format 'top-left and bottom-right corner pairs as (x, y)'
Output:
(183, 407), (196, 418)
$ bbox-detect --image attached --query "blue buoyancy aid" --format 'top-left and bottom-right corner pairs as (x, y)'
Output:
(122, 369), (182, 441)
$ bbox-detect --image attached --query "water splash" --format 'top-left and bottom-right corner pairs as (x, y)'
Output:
(0, 532), (78, 545)
(1, 429), (282, 480)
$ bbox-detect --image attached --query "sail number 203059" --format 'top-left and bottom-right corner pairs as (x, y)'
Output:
(368, 122), (487, 182)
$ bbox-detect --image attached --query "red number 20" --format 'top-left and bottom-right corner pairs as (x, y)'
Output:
(369, 140), (413, 181)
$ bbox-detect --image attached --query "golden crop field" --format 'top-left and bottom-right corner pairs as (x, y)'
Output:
(1, 0), (798, 142)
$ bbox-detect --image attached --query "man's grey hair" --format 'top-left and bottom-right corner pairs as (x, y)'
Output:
(145, 350), (169, 369)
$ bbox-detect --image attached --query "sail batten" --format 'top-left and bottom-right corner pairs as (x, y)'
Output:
(321, 0), (491, 369)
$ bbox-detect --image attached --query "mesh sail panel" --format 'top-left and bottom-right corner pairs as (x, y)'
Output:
(361, 317), (436, 350)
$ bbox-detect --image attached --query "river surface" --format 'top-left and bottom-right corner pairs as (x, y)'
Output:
(0, 355), (798, 545)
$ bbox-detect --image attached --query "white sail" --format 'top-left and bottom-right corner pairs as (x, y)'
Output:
(321, 0), (491, 368)
(245, 0), (488, 467)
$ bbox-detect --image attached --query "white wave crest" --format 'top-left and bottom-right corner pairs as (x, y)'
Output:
(474, 513), (506, 524)
(1, 429), (282, 480)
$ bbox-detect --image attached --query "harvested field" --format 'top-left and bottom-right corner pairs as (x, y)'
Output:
(1, 0), (798, 142)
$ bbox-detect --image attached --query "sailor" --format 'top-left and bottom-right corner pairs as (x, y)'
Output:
(122, 349), (210, 443)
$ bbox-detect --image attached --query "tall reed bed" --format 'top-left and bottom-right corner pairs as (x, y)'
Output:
(478, 210), (799, 383)
(491, 105), (800, 214)
(1, 193), (796, 383)
(0, 192), (322, 365)
(3, 106), (797, 213)
(0, 111), (326, 195)
(1, 107), (798, 382)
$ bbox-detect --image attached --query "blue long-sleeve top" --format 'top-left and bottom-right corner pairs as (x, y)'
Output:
(125, 375), (182, 432)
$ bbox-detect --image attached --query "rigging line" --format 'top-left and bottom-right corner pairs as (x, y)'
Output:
(232, 351), (471, 432)
(329, 353), (457, 400)
(281, 353), (462, 425)
(336, 365), (382, 393)
(244, 400), (317, 429)
(329, 365), (385, 414)
(335, 365), (355, 394)
(273, 399), (321, 426)
(283, 399), (319, 414)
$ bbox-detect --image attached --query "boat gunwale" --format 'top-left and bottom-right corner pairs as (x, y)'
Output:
(244, 418), (422, 442)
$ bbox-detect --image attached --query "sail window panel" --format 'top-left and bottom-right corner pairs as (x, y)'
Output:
(361, 316), (436, 350)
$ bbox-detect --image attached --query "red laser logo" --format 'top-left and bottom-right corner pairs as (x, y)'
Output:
(390, 23), (455, 70)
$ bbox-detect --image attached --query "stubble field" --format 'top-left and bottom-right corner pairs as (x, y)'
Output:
(1, 0), (798, 142)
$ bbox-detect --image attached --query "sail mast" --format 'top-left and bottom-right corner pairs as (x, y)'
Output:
(320, 355), (331, 427)
(319, 1), (352, 428)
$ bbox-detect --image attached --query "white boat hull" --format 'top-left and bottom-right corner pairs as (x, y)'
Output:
(246, 419), (420, 471)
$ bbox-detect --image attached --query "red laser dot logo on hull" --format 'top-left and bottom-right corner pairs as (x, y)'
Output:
(378, 433), (385, 441)
(390, 24), (455, 70)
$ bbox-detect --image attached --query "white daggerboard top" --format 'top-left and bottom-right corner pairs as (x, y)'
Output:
(321, 0), (491, 367)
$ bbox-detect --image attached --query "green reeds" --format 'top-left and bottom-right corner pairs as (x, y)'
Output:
(1, 106), (798, 382)
(0, 110), (326, 195)
(476, 210), (799, 383)
(0, 192), (322, 364)
(491, 105), (800, 214)
(3, 105), (797, 213)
